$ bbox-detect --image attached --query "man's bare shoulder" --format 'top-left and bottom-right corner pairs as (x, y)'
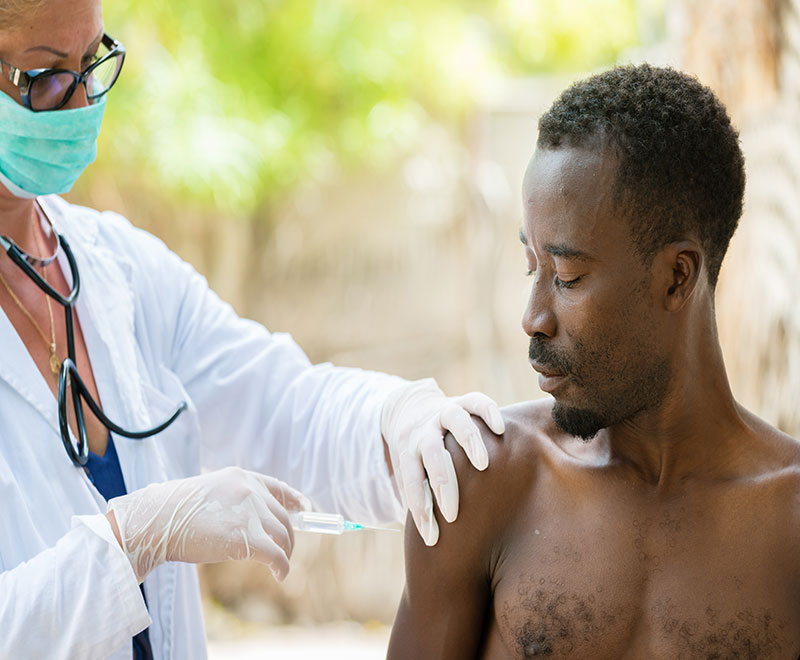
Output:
(486, 398), (559, 465)
(736, 408), (800, 515)
(443, 399), (587, 535)
(737, 406), (800, 476)
(447, 399), (559, 486)
(464, 398), (607, 478)
(435, 400), (558, 564)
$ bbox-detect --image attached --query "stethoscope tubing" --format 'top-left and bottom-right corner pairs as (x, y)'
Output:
(2, 228), (186, 466)
(0, 232), (79, 306)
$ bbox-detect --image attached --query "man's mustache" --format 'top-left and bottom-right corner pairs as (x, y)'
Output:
(528, 337), (574, 376)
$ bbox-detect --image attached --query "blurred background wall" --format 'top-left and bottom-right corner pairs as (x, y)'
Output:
(68, 0), (799, 636)
(671, 0), (800, 437)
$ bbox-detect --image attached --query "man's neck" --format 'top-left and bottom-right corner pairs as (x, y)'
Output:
(602, 315), (746, 488)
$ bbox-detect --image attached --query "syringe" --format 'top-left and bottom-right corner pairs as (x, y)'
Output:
(290, 511), (400, 535)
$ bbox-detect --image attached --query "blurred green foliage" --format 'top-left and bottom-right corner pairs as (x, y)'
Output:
(97, 0), (640, 215)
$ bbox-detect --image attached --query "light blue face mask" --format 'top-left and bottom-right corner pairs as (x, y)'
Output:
(0, 90), (106, 198)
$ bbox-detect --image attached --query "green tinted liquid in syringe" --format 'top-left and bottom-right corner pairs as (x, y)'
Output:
(290, 511), (400, 534)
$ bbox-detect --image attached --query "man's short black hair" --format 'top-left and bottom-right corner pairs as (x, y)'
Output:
(537, 64), (745, 288)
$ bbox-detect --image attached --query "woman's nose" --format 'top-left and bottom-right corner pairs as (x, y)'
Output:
(61, 83), (90, 110)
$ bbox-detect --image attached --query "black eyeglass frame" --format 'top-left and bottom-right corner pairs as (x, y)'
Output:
(0, 33), (125, 112)
(0, 231), (186, 466)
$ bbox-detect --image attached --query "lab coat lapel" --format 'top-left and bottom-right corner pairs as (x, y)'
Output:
(59, 216), (147, 428)
(41, 197), (178, 655)
(0, 197), (78, 434)
(40, 197), (168, 491)
(0, 305), (62, 435)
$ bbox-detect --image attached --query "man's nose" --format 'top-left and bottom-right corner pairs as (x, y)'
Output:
(521, 277), (557, 338)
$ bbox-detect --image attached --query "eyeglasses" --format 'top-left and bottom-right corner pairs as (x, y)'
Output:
(0, 221), (186, 467)
(0, 33), (125, 112)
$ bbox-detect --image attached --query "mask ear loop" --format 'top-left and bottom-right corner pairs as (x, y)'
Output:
(0, 199), (61, 268)
(30, 199), (60, 267)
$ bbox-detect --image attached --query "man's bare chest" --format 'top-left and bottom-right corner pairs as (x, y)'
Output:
(483, 494), (800, 659)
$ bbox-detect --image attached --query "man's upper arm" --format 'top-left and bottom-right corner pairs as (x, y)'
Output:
(388, 432), (502, 660)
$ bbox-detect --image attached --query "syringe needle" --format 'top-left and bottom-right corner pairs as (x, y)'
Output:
(358, 524), (401, 533)
(291, 511), (401, 534)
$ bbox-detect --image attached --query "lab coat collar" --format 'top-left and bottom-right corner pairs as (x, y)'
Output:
(0, 196), (153, 479)
(39, 194), (100, 249)
(0, 196), (85, 438)
(41, 195), (151, 425)
(0, 309), (61, 434)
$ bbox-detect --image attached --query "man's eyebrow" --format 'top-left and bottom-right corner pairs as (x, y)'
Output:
(543, 243), (593, 261)
(518, 232), (592, 260)
(25, 28), (104, 59)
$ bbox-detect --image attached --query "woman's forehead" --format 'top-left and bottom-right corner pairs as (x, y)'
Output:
(0, 0), (102, 57)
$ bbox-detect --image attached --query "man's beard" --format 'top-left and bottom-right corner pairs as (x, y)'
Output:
(550, 403), (608, 440)
(529, 335), (670, 441)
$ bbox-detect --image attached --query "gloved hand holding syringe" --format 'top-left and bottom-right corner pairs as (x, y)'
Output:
(291, 511), (400, 535)
(106, 469), (398, 590)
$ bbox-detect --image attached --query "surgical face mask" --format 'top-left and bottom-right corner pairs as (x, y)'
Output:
(0, 90), (106, 198)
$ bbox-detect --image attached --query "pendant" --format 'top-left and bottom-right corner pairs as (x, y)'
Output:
(49, 346), (60, 377)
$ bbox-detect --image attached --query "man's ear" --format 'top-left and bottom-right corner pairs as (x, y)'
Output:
(660, 241), (703, 312)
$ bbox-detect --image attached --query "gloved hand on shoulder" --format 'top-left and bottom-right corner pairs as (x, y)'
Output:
(382, 378), (505, 547)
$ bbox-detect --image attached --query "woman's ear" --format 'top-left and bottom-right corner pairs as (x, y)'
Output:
(661, 241), (703, 312)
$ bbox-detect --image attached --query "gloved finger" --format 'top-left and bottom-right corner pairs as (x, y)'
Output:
(455, 391), (506, 435)
(246, 525), (292, 581)
(264, 491), (298, 553)
(259, 475), (312, 513)
(260, 510), (295, 560)
(390, 435), (418, 512)
(439, 402), (489, 471)
(398, 444), (439, 546)
(419, 433), (459, 523)
(245, 488), (295, 557)
(392, 457), (408, 511)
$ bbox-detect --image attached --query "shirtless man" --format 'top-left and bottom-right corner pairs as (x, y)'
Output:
(387, 64), (800, 659)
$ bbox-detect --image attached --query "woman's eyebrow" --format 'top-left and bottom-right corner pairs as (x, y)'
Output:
(25, 44), (68, 57)
(25, 27), (104, 59)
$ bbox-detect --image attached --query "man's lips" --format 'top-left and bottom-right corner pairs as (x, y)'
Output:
(529, 360), (563, 377)
(529, 360), (568, 393)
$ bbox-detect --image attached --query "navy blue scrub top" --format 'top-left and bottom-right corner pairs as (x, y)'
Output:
(85, 438), (154, 660)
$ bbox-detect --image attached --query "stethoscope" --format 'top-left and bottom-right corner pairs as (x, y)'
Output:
(0, 206), (186, 467)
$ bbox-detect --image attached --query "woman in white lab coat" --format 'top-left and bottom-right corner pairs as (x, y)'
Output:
(0, 1), (504, 658)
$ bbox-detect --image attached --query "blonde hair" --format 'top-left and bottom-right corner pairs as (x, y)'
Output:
(0, 0), (49, 29)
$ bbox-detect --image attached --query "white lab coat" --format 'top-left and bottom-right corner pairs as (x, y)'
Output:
(0, 195), (405, 660)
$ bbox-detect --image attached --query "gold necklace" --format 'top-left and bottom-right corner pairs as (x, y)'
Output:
(33, 220), (60, 377)
(0, 216), (60, 378)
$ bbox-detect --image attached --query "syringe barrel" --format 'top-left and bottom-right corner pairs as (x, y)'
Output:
(290, 511), (345, 534)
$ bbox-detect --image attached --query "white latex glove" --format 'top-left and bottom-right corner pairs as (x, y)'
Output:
(381, 378), (505, 546)
(107, 467), (310, 584)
